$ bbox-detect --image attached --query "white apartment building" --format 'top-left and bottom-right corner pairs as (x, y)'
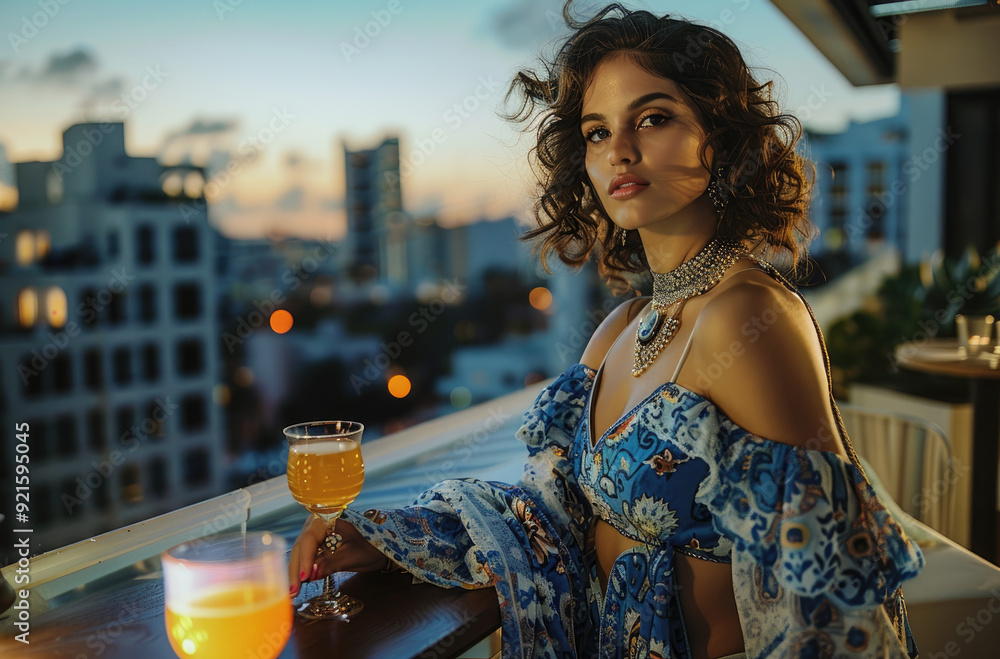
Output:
(0, 122), (224, 558)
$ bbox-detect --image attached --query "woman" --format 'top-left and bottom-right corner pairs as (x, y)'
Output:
(288, 4), (924, 657)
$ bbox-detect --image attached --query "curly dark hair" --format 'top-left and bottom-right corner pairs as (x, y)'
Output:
(505, 1), (817, 293)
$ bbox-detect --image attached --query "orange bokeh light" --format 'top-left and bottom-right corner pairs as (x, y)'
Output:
(270, 310), (293, 334)
(387, 374), (411, 399)
(528, 287), (553, 311)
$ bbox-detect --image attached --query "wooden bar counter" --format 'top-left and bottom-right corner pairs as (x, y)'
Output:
(0, 568), (500, 658)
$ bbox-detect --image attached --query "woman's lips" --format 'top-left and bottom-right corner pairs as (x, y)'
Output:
(610, 181), (650, 199)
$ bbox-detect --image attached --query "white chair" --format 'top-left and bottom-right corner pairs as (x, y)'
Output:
(838, 403), (961, 541)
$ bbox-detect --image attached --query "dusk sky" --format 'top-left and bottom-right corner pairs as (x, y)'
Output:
(0, 0), (901, 239)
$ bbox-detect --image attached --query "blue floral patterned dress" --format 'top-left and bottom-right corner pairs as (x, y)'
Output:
(341, 272), (925, 658)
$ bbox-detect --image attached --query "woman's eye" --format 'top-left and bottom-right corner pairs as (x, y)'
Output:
(585, 127), (610, 143)
(638, 113), (670, 129)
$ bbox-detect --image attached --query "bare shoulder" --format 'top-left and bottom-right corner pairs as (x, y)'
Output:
(696, 270), (810, 345)
(692, 270), (846, 454)
(579, 295), (652, 371)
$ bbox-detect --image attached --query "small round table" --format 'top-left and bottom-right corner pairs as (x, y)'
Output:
(895, 338), (1000, 563)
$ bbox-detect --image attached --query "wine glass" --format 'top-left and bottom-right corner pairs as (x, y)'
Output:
(162, 532), (291, 659)
(284, 420), (366, 620)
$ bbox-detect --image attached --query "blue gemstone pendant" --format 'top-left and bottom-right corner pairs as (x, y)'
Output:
(637, 307), (663, 344)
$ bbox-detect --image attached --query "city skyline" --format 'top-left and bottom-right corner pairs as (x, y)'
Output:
(0, 0), (902, 240)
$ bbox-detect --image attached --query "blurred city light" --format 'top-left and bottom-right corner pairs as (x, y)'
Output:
(528, 286), (552, 311)
(450, 386), (472, 408)
(270, 310), (293, 334)
(388, 374), (411, 398)
(45, 287), (67, 328)
(234, 366), (255, 387)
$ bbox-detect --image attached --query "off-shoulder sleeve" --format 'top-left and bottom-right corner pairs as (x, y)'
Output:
(340, 364), (599, 659)
(668, 396), (924, 658)
(512, 363), (594, 536)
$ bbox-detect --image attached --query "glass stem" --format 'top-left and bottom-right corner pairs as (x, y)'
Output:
(318, 512), (341, 600)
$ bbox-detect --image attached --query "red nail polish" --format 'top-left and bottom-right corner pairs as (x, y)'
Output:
(299, 570), (307, 582)
(289, 585), (297, 595)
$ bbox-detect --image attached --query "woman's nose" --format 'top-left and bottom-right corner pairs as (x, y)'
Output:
(607, 132), (639, 166)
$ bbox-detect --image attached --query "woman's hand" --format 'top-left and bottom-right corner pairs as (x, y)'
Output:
(287, 515), (389, 597)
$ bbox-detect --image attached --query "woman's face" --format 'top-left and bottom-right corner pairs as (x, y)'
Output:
(581, 54), (714, 234)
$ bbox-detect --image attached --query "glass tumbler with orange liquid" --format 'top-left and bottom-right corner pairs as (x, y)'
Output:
(162, 532), (291, 659)
(284, 420), (365, 620)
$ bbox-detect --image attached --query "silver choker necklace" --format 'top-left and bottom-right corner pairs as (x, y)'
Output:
(633, 237), (746, 377)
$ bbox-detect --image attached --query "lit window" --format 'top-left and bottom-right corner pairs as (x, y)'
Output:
(162, 172), (183, 197)
(46, 170), (63, 204)
(15, 231), (34, 266)
(36, 231), (51, 260)
(184, 172), (205, 198)
(16, 288), (38, 327)
(121, 464), (143, 504)
(45, 287), (67, 328)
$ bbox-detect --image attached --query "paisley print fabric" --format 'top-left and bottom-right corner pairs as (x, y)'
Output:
(341, 362), (923, 658)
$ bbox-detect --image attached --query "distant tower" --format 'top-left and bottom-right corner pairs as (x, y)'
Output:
(0, 122), (225, 558)
(342, 138), (405, 286)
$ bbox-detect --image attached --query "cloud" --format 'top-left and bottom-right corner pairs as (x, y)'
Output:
(40, 47), (98, 80)
(169, 118), (240, 139)
(488, 0), (574, 50)
(159, 119), (241, 168)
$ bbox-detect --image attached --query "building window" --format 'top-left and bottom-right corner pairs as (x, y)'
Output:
(80, 287), (99, 328)
(173, 226), (199, 263)
(20, 354), (43, 398)
(84, 348), (103, 390)
(45, 287), (68, 328)
(35, 230), (51, 260)
(28, 418), (47, 463)
(866, 160), (886, 196)
(56, 414), (77, 457)
(149, 456), (169, 497)
(182, 448), (211, 487)
(121, 464), (142, 504)
(138, 284), (156, 323)
(53, 354), (72, 393)
(46, 169), (63, 204)
(116, 405), (133, 443)
(108, 291), (126, 325)
(181, 394), (207, 432)
(35, 484), (53, 526)
(88, 408), (106, 452)
(137, 225), (155, 265)
(113, 347), (131, 384)
(95, 476), (111, 511)
(107, 230), (120, 258)
(829, 161), (849, 234)
(16, 231), (35, 266)
(174, 283), (202, 320)
(145, 400), (166, 438)
(142, 343), (160, 381)
(177, 339), (204, 377)
(16, 288), (38, 328)
(59, 478), (77, 519)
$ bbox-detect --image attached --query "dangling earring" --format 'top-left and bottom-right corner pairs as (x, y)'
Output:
(620, 227), (628, 247)
(706, 166), (730, 219)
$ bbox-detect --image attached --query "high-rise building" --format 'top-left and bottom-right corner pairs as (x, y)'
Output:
(342, 137), (405, 285)
(0, 122), (225, 558)
(804, 92), (944, 263)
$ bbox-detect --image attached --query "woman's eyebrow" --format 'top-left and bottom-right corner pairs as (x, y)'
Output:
(580, 92), (679, 124)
